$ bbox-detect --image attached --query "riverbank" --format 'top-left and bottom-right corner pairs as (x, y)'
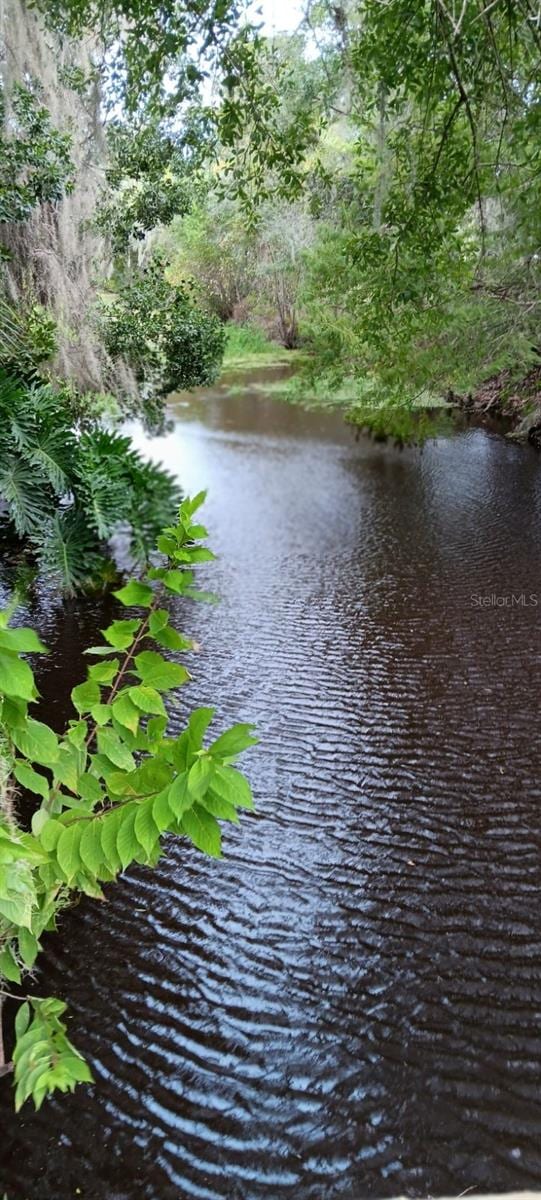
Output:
(458, 366), (541, 448)
(222, 323), (301, 372)
(220, 325), (541, 448)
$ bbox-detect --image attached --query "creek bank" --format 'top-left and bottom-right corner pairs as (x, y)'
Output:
(456, 366), (541, 448)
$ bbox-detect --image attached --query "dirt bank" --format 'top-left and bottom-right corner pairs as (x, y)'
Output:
(458, 366), (541, 447)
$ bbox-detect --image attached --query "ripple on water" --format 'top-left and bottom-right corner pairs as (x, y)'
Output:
(1, 394), (541, 1199)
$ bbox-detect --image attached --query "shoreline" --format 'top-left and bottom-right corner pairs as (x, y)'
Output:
(456, 366), (541, 448)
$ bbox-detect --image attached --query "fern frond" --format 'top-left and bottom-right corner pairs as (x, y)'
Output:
(35, 509), (106, 597)
(0, 299), (25, 366)
(25, 426), (75, 496)
(76, 428), (179, 550)
(0, 372), (36, 450)
(0, 455), (52, 536)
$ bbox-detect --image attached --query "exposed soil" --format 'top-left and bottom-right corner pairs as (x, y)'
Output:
(458, 366), (541, 447)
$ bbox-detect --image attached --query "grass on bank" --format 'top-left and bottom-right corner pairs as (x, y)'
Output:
(219, 323), (455, 444)
(222, 323), (301, 371)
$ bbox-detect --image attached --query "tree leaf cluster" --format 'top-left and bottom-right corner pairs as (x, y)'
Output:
(0, 492), (256, 1110)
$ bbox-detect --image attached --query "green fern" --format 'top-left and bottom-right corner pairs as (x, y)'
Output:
(0, 456), (50, 536)
(36, 510), (107, 596)
(0, 370), (180, 592)
(26, 426), (74, 495)
(0, 299), (25, 367)
(76, 428), (181, 555)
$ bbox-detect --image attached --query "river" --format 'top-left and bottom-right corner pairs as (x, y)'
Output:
(1, 377), (541, 1199)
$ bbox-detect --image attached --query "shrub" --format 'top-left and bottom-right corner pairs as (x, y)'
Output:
(100, 256), (226, 397)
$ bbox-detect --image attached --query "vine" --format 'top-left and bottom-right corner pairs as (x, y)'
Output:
(0, 492), (256, 1110)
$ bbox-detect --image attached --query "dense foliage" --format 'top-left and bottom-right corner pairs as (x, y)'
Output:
(165, 2), (541, 429)
(100, 257), (226, 396)
(0, 372), (179, 594)
(0, 82), (74, 224)
(0, 492), (256, 1109)
(95, 123), (196, 254)
(293, 0), (541, 408)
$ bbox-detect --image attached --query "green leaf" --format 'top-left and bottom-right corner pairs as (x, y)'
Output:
(146, 715), (168, 743)
(167, 771), (193, 818)
(128, 685), (166, 715)
(84, 645), (119, 657)
(156, 628), (193, 651)
(78, 773), (104, 804)
(185, 547), (216, 563)
(13, 760), (50, 801)
(0, 944), (21, 984)
(12, 719), (59, 766)
(101, 619), (141, 650)
(18, 928), (39, 968)
(188, 706), (215, 748)
(148, 609), (169, 635)
(1, 695), (28, 728)
(97, 729), (135, 771)
(89, 702), (112, 726)
(156, 534), (177, 556)
(31, 807), (50, 837)
(111, 693), (140, 734)
(184, 489), (207, 516)
(134, 799), (160, 857)
(15, 1001), (30, 1039)
(113, 581), (154, 607)
(211, 764), (255, 810)
(88, 659), (119, 684)
(0, 651), (36, 700)
(67, 720), (88, 748)
(149, 609), (192, 651)
(116, 804), (139, 869)
(53, 744), (80, 793)
(209, 724), (258, 761)
(71, 680), (101, 714)
(109, 759), (173, 797)
(187, 755), (212, 800)
(39, 818), (64, 852)
(202, 793), (239, 823)
(56, 823), (82, 883)
(161, 569), (191, 595)
(100, 809), (122, 872)
(152, 787), (174, 832)
(182, 804), (222, 857)
(133, 651), (189, 691)
(0, 888), (33, 930)
(0, 628), (48, 654)
(79, 820), (105, 877)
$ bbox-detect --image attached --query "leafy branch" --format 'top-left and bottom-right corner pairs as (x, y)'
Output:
(0, 492), (257, 1110)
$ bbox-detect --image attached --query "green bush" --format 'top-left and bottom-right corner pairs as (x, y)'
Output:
(100, 256), (226, 396)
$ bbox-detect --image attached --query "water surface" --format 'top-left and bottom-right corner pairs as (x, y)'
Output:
(1, 384), (541, 1199)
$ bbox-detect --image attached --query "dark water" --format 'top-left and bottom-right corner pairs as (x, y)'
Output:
(2, 383), (541, 1200)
